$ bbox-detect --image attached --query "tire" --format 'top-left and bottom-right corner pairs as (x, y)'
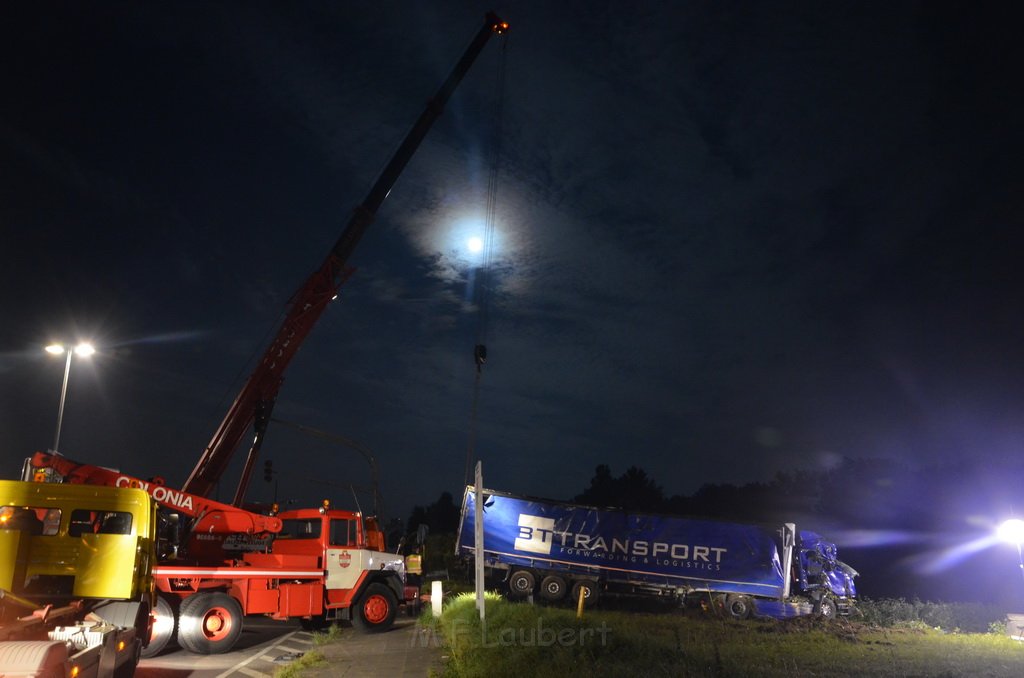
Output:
(141, 596), (176, 658)
(352, 582), (398, 633)
(177, 592), (244, 655)
(723, 594), (754, 620)
(508, 570), (536, 597)
(539, 575), (567, 602)
(570, 580), (600, 606)
(817, 596), (838, 620)
(299, 614), (330, 631)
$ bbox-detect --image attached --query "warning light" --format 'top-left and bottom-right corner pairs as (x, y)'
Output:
(118, 640), (125, 651)
(71, 667), (80, 678)
(494, 21), (510, 34)
(319, 499), (331, 514)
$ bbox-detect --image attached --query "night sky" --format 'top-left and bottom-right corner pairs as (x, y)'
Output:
(2, 3), (1023, 600)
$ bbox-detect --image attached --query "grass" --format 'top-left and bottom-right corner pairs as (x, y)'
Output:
(311, 623), (344, 645)
(270, 623), (340, 678)
(431, 593), (1024, 677)
(856, 597), (1007, 633)
(272, 649), (327, 678)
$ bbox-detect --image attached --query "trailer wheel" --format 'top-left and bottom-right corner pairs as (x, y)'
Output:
(539, 575), (567, 601)
(141, 596), (177, 658)
(508, 570), (536, 597)
(724, 594), (753, 620)
(177, 592), (243, 654)
(352, 582), (398, 633)
(570, 580), (599, 606)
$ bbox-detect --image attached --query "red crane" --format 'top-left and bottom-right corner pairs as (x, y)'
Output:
(182, 13), (509, 506)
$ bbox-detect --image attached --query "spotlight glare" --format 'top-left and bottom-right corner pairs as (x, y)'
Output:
(998, 519), (1024, 545)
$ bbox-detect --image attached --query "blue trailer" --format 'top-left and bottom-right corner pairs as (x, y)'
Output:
(456, 486), (857, 619)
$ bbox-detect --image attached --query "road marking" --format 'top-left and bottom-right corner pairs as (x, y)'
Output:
(236, 668), (271, 678)
(215, 630), (303, 678)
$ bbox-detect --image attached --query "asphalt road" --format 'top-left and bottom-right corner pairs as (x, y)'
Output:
(137, 616), (310, 678)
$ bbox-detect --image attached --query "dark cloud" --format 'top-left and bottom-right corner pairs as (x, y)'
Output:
(2, 0), (1023, 577)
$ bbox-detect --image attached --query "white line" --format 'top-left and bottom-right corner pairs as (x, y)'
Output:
(215, 630), (303, 678)
(236, 668), (271, 678)
(275, 644), (305, 654)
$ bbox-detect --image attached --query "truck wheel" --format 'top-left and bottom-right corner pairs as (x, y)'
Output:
(508, 570), (536, 597)
(724, 594), (753, 620)
(142, 596), (177, 658)
(539, 575), (567, 601)
(177, 592), (244, 654)
(352, 582), (398, 633)
(816, 596), (838, 619)
(571, 580), (599, 606)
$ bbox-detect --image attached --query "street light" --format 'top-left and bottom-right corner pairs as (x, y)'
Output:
(45, 342), (95, 453)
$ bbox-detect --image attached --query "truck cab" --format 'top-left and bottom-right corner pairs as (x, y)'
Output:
(0, 479), (157, 677)
(240, 504), (408, 630)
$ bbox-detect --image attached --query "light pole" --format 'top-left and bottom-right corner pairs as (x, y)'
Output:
(45, 342), (95, 453)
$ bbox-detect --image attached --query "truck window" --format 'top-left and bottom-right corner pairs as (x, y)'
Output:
(278, 518), (321, 540)
(0, 506), (60, 536)
(330, 519), (354, 546)
(98, 511), (133, 535)
(68, 509), (98, 536)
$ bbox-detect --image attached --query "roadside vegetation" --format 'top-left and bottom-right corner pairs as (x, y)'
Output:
(273, 649), (326, 678)
(425, 592), (1024, 677)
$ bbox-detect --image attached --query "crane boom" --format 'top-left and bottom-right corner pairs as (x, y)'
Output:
(182, 12), (509, 504)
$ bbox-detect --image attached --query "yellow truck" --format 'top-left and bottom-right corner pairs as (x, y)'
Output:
(0, 480), (156, 678)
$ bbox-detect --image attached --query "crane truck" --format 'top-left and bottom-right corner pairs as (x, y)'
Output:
(21, 11), (508, 657)
(0, 479), (156, 678)
(457, 486), (858, 620)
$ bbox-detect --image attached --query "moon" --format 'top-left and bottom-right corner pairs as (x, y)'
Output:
(467, 236), (484, 254)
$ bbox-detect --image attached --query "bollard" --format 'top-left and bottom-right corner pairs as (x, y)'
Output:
(576, 585), (586, 619)
(431, 580), (443, 618)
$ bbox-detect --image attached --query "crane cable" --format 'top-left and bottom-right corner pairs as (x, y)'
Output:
(464, 35), (509, 487)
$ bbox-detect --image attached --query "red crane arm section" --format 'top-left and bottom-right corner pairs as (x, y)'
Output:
(27, 451), (281, 535)
(181, 12), (509, 504)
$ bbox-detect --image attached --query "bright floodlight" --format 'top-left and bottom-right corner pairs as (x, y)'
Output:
(45, 344), (65, 355)
(998, 519), (1024, 545)
(74, 343), (95, 357)
(467, 236), (484, 254)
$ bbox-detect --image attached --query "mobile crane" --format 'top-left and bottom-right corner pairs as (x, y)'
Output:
(23, 12), (508, 656)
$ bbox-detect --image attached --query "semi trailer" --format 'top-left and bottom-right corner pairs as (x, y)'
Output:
(457, 486), (858, 619)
